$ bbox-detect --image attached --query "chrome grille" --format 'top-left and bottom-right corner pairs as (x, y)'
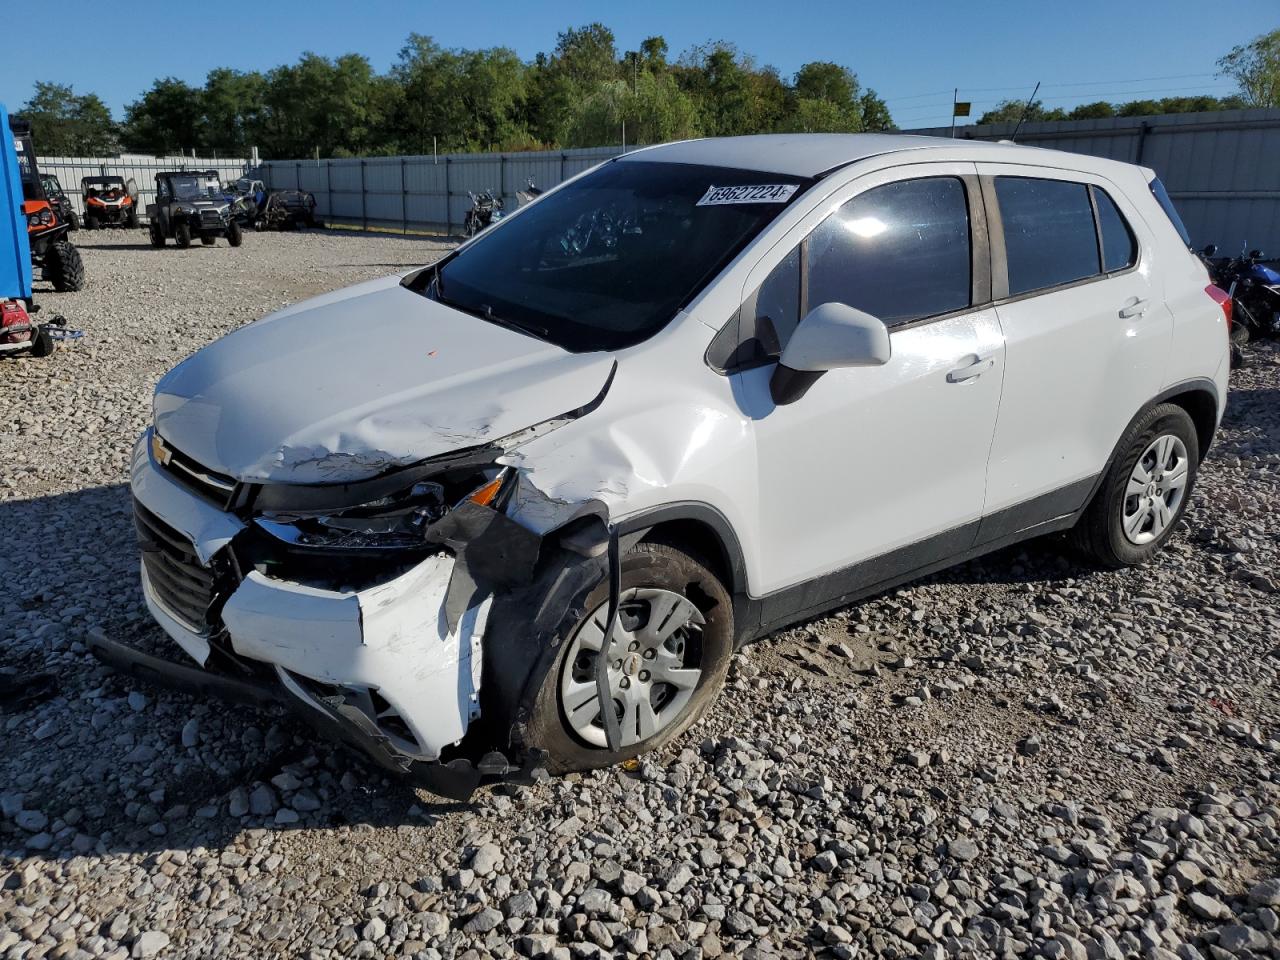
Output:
(154, 433), (239, 509)
(134, 501), (219, 634)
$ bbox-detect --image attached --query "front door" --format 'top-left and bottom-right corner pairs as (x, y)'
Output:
(735, 165), (1005, 603)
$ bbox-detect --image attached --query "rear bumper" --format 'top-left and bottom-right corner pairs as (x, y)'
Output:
(128, 432), (495, 787)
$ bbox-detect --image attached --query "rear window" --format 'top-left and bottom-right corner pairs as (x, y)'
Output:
(995, 177), (1100, 296)
(1149, 177), (1191, 248)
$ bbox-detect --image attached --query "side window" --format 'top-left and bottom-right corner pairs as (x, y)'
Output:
(807, 177), (971, 325)
(1092, 186), (1137, 273)
(995, 177), (1100, 296)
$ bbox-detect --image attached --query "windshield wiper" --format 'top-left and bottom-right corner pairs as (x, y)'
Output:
(429, 270), (550, 340)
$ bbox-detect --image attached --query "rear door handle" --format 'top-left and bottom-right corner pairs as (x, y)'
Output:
(1118, 297), (1149, 318)
(946, 355), (995, 383)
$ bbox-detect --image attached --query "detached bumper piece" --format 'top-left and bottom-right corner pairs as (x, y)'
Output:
(86, 629), (541, 802)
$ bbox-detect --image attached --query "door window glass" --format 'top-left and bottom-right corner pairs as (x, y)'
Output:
(995, 177), (1100, 295)
(1092, 186), (1137, 273)
(806, 177), (971, 325)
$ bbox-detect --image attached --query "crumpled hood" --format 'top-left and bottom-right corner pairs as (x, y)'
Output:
(153, 274), (614, 484)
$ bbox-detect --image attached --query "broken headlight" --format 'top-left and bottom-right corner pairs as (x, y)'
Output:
(253, 468), (510, 552)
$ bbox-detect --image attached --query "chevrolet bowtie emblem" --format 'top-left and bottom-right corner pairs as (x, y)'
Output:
(150, 432), (173, 466)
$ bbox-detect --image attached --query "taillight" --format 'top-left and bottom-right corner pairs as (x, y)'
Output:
(1, 300), (33, 343)
(1205, 284), (1232, 333)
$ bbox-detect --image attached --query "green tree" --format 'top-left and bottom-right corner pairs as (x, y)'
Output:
(20, 82), (118, 155)
(1219, 28), (1280, 106)
(567, 73), (700, 147)
(122, 78), (202, 154)
(977, 99), (1066, 125)
(1068, 100), (1116, 120)
(201, 68), (267, 155)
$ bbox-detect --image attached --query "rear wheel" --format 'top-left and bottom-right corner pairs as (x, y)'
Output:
(174, 222), (191, 248)
(227, 220), (243, 247)
(200, 235), (216, 246)
(67, 211), (79, 232)
(83, 214), (97, 231)
(527, 542), (734, 773)
(1070, 403), (1199, 568)
(43, 241), (85, 292)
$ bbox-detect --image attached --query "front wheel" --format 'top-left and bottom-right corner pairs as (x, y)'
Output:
(200, 235), (216, 246)
(149, 221), (165, 247)
(527, 542), (734, 773)
(67, 211), (80, 232)
(126, 206), (139, 228)
(1070, 403), (1199, 568)
(174, 222), (191, 248)
(227, 221), (243, 247)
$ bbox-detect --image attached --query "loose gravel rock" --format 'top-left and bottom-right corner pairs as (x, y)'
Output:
(3, 230), (1279, 959)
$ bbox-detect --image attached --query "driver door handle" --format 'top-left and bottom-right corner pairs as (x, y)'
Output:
(947, 355), (995, 383)
(1119, 297), (1149, 318)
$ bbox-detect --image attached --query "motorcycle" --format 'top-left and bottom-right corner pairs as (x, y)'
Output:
(463, 189), (503, 237)
(1201, 244), (1280, 345)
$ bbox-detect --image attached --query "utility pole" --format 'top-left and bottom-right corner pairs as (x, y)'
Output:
(950, 89), (958, 139)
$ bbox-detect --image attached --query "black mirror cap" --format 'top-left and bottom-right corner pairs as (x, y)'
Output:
(1201, 243), (1217, 258)
(1249, 249), (1264, 259)
(769, 364), (825, 406)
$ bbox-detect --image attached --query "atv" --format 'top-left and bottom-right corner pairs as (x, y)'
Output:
(254, 189), (322, 231)
(40, 174), (78, 231)
(82, 175), (140, 229)
(147, 170), (242, 249)
(9, 118), (85, 292)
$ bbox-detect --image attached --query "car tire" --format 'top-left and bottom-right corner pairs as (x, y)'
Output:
(175, 223), (191, 249)
(126, 207), (139, 229)
(1070, 403), (1199, 569)
(200, 236), (216, 246)
(67, 211), (80, 232)
(1230, 323), (1250, 345)
(227, 221), (243, 247)
(526, 541), (734, 774)
(149, 222), (165, 248)
(84, 214), (97, 231)
(44, 241), (85, 292)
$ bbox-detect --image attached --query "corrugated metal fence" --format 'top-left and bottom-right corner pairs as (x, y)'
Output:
(37, 155), (250, 220)
(254, 146), (623, 234)
(251, 108), (1280, 253)
(910, 108), (1280, 255)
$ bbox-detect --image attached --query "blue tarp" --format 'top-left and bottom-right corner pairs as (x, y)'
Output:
(1, 102), (33, 301)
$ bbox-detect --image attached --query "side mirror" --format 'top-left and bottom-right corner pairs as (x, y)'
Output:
(1249, 249), (1264, 259)
(770, 302), (891, 405)
(1201, 243), (1217, 258)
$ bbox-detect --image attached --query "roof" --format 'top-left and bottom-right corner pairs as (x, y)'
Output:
(619, 133), (1020, 178)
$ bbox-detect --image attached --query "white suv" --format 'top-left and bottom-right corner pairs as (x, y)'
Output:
(122, 134), (1230, 798)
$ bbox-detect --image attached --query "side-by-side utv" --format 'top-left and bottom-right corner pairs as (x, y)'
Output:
(8, 117), (85, 292)
(147, 171), (242, 248)
(82, 175), (140, 229)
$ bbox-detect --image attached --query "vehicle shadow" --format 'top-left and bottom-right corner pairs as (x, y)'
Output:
(0, 483), (472, 865)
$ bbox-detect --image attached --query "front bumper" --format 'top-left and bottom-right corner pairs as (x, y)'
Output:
(129, 431), (492, 776)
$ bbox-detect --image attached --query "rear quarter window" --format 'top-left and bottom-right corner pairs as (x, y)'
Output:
(1148, 176), (1192, 248)
(1091, 187), (1137, 273)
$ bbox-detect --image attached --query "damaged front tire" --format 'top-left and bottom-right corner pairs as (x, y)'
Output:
(527, 541), (733, 773)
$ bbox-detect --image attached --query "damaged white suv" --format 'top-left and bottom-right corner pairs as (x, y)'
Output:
(117, 134), (1230, 799)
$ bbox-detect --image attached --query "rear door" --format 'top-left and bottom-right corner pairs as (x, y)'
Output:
(976, 164), (1172, 530)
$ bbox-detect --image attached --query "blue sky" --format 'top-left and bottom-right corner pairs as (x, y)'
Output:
(1, 0), (1274, 129)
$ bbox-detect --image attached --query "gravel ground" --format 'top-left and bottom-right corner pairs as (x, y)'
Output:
(2, 229), (1278, 960)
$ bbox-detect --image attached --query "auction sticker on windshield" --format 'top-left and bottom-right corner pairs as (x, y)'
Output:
(696, 183), (798, 206)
